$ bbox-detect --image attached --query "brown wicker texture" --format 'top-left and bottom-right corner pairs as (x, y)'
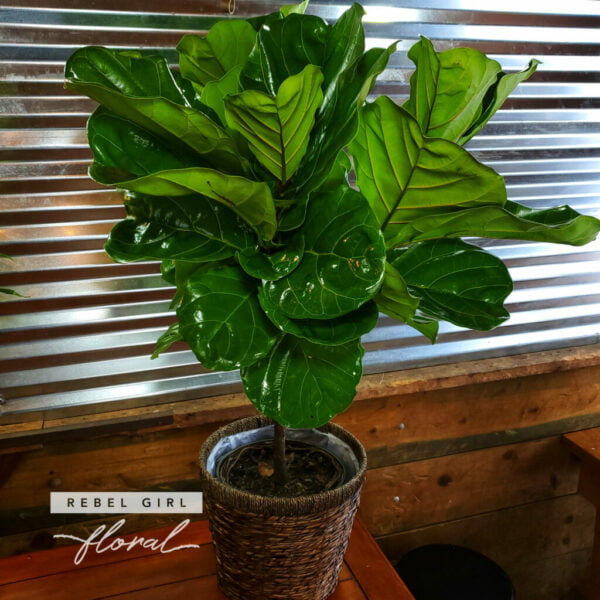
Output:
(199, 416), (368, 600)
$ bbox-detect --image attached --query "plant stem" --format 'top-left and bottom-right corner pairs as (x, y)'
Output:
(273, 422), (288, 486)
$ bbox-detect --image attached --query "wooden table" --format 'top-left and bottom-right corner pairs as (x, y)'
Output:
(0, 518), (415, 600)
(564, 428), (600, 600)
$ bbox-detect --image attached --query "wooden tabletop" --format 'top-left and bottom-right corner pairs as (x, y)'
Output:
(563, 427), (600, 469)
(0, 517), (415, 600)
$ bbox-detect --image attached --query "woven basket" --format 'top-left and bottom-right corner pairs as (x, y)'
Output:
(199, 415), (367, 600)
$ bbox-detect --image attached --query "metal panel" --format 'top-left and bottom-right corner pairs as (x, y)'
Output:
(1, 0), (599, 421)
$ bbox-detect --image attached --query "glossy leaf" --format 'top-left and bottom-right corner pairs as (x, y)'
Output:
(320, 150), (352, 192)
(261, 185), (386, 319)
(350, 97), (506, 247)
(123, 193), (256, 253)
(389, 239), (512, 330)
(105, 219), (234, 263)
(237, 237), (304, 280)
(151, 323), (183, 359)
(161, 259), (219, 288)
(65, 47), (194, 106)
(277, 196), (309, 232)
(321, 3), (366, 107)
(88, 108), (197, 184)
(375, 263), (438, 342)
(107, 168), (277, 242)
(241, 335), (364, 427)
(391, 200), (600, 247)
(177, 21), (256, 91)
(240, 13), (328, 95)
(404, 37), (539, 144)
(225, 65), (324, 184)
(289, 42), (398, 197)
(177, 265), (279, 370)
(461, 59), (541, 144)
(65, 47), (247, 175)
(200, 66), (242, 125)
(259, 294), (380, 345)
(280, 0), (310, 17)
(161, 260), (223, 309)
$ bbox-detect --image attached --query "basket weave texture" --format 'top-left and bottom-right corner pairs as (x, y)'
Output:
(199, 415), (367, 600)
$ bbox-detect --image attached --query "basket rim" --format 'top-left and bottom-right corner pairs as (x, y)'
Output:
(199, 415), (367, 516)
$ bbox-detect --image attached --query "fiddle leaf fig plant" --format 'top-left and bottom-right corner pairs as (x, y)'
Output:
(65, 2), (600, 443)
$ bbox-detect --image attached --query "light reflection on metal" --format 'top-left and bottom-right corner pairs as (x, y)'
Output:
(0, 0), (599, 421)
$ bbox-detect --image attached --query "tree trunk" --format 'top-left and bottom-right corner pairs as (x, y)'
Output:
(273, 422), (288, 486)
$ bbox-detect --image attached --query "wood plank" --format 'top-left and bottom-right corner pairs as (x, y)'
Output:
(0, 519), (213, 585)
(360, 437), (580, 536)
(564, 428), (600, 470)
(95, 573), (227, 600)
(584, 515), (600, 600)
(340, 365), (600, 468)
(509, 548), (593, 600)
(97, 576), (367, 600)
(0, 425), (218, 511)
(377, 494), (594, 570)
(330, 580), (368, 600)
(376, 494), (595, 599)
(345, 518), (414, 600)
(577, 466), (600, 600)
(0, 544), (217, 600)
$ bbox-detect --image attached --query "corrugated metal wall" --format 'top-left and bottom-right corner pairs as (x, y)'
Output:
(1, 0), (599, 421)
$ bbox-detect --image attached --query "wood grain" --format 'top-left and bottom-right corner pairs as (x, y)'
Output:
(377, 494), (595, 600)
(0, 519), (404, 600)
(0, 520), (213, 585)
(345, 518), (414, 600)
(342, 364), (600, 468)
(360, 437), (580, 536)
(563, 428), (600, 600)
(564, 428), (600, 470)
(0, 425), (219, 511)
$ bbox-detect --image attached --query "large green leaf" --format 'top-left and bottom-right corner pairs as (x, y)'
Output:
(289, 42), (397, 197)
(224, 65), (324, 184)
(105, 168), (277, 242)
(65, 47), (247, 175)
(161, 260), (224, 310)
(105, 219), (234, 263)
(375, 263), (439, 342)
(461, 59), (540, 144)
(240, 13), (328, 96)
(403, 37), (539, 144)
(87, 108), (197, 184)
(237, 237), (304, 281)
(177, 265), (279, 370)
(199, 66), (242, 125)
(391, 200), (600, 247)
(123, 193), (256, 253)
(349, 97), (506, 247)
(65, 47), (193, 106)
(240, 335), (364, 427)
(321, 3), (365, 106)
(319, 150), (352, 192)
(389, 239), (512, 330)
(261, 185), (386, 319)
(177, 21), (256, 92)
(259, 294), (379, 345)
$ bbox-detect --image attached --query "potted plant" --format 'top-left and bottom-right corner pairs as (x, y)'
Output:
(64, 2), (600, 598)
